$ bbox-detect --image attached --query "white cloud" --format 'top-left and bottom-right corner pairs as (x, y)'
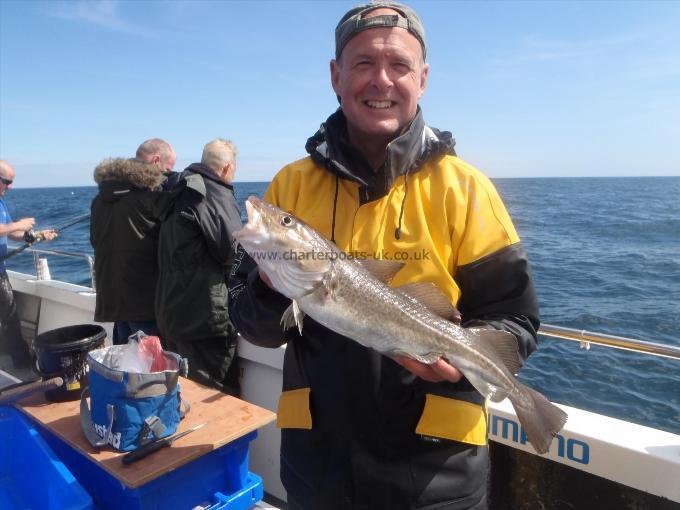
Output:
(483, 26), (680, 94)
(44, 0), (161, 38)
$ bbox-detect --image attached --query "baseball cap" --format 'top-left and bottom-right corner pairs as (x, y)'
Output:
(335, 1), (427, 60)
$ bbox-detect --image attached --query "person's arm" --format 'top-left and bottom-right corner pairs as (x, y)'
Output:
(195, 199), (239, 265)
(394, 172), (539, 383)
(393, 249), (538, 383)
(455, 243), (539, 360)
(37, 229), (58, 241)
(228, 245), (292, 348)
(0, 217), (35, 240)
(22, 229), (58, 243)
(395, 248), (538, 400)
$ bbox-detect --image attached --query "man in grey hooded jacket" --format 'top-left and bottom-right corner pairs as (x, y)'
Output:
(155, 139), (242, 394)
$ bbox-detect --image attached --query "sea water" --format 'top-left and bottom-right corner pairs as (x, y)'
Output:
(4, 177), (679, 434)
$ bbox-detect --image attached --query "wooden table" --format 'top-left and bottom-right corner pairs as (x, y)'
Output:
(17, 377), (276, 488)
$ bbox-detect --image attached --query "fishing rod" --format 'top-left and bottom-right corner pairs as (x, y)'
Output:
(50, 212), (91, 232)
(0, 212), (90, 262)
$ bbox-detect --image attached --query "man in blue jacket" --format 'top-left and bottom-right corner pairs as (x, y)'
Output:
(0, 160), (57, 371)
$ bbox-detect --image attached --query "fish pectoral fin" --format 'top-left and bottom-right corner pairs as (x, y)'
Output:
(467, 328), (523, 375)
(281, 300), (306, 334)
(292, 300), (305, 335)
(280, 304), (295, 331)
(357, 259), (405, 284)
(275, 265), (324, 297)
(396, 282), (460, 323)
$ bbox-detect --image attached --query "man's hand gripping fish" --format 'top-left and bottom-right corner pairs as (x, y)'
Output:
(234, 196), (567, 454)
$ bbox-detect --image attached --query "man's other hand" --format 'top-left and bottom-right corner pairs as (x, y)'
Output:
(15, 217), (35, 231)
(393, 356), (463, 383)
(38, 229), (58, 241)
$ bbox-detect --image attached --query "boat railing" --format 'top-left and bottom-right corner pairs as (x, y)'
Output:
(30, 248), (96, 291)
(539, 323), (680, 360)
(16, 248), (680, 361)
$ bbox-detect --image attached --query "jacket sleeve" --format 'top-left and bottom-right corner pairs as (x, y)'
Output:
(228, 244), (293, 348)
(152, 184), (183, 222)
(455, 243), (539, 361)
(450, 171), (539, 362)
(195, 198), (239, 265)
(223, 196), (244, 245)
(89, 199), (96, 247)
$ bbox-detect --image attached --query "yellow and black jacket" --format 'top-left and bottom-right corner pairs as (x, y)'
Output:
(229, 109), (539, 509)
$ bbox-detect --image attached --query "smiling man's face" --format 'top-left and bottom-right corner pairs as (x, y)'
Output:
(331, 8), (429, 150)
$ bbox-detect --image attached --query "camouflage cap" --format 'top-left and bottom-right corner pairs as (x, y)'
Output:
(335, 1), (427, 60)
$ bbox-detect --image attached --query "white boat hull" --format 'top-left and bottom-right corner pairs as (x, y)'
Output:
(6, 270), (680, 508)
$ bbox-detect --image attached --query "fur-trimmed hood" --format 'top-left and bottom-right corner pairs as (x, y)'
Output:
(94, 158), (165, 191)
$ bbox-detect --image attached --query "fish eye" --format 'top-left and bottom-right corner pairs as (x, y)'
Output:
(281, 216), (294, 227)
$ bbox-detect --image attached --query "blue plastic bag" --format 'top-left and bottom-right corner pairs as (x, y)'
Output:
(80, 336), (189, 451)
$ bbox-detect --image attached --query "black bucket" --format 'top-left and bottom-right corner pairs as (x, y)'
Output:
(33, 324), (106, 402)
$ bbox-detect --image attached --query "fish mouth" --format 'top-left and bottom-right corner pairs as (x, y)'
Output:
(233, 196), (265, 244)
(245, 196), (261, 225)
(248, 196), (278, 223)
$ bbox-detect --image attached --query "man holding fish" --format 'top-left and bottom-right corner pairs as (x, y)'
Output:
(229, 2), (561, 509)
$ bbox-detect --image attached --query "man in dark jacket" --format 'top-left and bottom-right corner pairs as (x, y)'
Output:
(228, 2), (539, 509)
(90, 157), (169, 343)
(156, 139), (242, 395)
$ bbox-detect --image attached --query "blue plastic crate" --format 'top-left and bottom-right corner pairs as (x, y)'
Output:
(0, 406), (93, 510)
(206, 472), (263, 510)
(37, 424), (263, 510)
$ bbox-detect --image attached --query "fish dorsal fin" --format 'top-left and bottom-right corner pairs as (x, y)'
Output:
(466, 328), (523, 376)
(358, 259), (405, 284)
(396, 282), (461, 323)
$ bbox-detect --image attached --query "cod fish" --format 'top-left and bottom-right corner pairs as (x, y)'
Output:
(234, 196), (567, 453)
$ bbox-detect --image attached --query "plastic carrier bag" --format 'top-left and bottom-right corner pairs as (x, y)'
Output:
(80, 332), (189, 452)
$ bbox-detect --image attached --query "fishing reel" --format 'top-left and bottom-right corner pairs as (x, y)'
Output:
(23, 229), (46, 244)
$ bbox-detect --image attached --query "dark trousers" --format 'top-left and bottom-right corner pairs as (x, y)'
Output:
(0, 271), (31, 365)
(112, 320), (160, 345)
(287, 492), (487, 510)
(164, 334), (240, 396)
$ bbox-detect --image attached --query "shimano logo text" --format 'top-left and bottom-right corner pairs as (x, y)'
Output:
(490, 414), (589, 465)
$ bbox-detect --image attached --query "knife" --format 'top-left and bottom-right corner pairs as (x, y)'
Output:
(122, 423), (206, 465)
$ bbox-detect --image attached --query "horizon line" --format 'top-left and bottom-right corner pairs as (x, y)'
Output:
(7, 174), (680, 190)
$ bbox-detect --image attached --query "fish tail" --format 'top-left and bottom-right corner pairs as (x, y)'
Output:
(509, 384), (568, 454)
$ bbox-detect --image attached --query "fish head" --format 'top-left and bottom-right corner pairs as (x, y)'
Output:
(234, 196), (336, 299)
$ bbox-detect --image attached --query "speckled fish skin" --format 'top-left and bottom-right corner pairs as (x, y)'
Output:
(234, 196), (567, 454)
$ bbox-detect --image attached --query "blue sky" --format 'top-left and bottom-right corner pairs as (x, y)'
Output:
(1, 0), (679, 187)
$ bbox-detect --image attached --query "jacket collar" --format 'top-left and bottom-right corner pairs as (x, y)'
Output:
(305, 108), (456, 193)
(184, 163), (233, 191)
(94, 158), (165, 191)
